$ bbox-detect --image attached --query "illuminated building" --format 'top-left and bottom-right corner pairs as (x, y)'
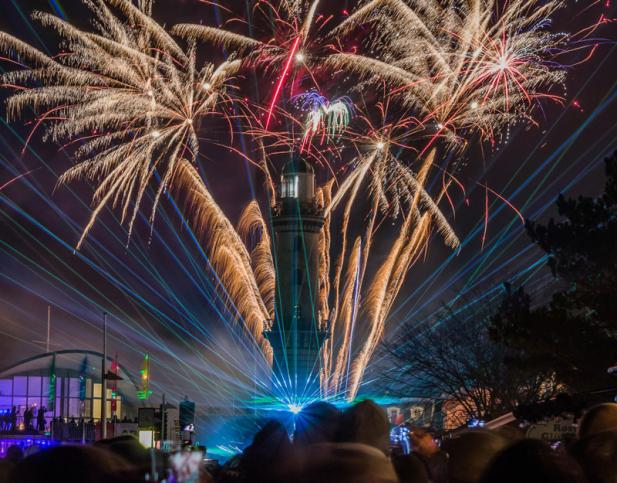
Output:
(0, 350), (141, 435)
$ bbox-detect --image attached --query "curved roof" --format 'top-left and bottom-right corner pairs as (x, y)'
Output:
(282, 156), (314, 175)
(0, 350), (142, 405)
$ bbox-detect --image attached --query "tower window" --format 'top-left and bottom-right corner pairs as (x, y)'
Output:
(281, 175), (299, 198)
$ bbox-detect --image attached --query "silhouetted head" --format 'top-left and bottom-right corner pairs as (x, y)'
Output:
(250, 420), (290, 449)
(94, 434), (150, 469)
(571, 430), (617, 483)
(578, 403), (617, 438)
(218, 454), (243, 483)
(409, 427), (440, 458)
(337, 400), (390, 454)
(392, 453), (431, 483)
(480, 439), (586, 483)
(11, 445), (132, 483)
(5, 445), (24, 463)
(447, 430), (509, 483)
(294, 402), (341, 447)
(241, 420), (294, 482)
(292, 443), (398, 483)
(494, 425), (525, 442)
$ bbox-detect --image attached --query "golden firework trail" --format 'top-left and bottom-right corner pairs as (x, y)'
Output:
(320, 149), (459, 398)
(171, 160), (274, 363)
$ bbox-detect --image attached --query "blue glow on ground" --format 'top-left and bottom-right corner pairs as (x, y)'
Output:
(193, 393), (365, 460)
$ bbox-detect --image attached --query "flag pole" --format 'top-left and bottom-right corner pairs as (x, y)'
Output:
(46, 305), (51, 353)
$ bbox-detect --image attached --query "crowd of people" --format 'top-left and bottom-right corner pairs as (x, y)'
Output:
(1, 400), (617, 482)
(0, 407), (139, 443)
(0, 407), (46, 434)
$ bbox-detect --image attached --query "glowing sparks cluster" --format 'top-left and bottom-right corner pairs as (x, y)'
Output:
(293, 92), (353, 146)
(0, 0), (584, 401)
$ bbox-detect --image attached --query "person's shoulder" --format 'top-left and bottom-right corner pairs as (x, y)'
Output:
(429, 449), (449, 462)
(392, 451), (427, 466)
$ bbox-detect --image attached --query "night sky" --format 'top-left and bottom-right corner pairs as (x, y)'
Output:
(0, 0), (616, 420)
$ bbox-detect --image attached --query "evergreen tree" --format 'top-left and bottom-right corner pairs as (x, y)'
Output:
(490, 152), (617, 393)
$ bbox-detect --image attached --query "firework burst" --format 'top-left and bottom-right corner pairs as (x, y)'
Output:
(1, 0), (243, 247)
(328, 0), (568, 149)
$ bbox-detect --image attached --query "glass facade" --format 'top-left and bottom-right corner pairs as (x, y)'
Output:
(0, 375), (123, 430)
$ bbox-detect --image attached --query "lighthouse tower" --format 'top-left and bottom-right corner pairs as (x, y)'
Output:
(265, 156), (327, 402)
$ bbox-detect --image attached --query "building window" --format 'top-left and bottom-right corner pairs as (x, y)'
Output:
(0, 396), (11, 410)
(27, 397), (41, 410)
(0, 373), (128, 432)
(41, 377), (50, 398)
(68, 398), (81, 418)
(68, 378), (80, 398)
(0, 379), (12, 397)
(13, 377), (27, 396)
(28, 377), (42, 397)
(13, 396), (26, 411)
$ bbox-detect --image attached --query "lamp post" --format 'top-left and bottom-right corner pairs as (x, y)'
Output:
(161, 393), (166, 446)
(102, 312), (108, 439)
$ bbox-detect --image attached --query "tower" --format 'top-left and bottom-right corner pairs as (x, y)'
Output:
(265, 155), (327, 403)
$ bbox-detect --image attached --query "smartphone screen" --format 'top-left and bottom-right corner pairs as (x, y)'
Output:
(169, 450), (203, 483)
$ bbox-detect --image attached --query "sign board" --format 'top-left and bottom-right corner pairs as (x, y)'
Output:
(139, 430), (154, 448)
(409, 405), (425, 421)
(387, 407), (402, 425)
(526, 417), (577, 442)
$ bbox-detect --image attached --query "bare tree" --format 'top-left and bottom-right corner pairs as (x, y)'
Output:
(381, 298), (556, 427)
